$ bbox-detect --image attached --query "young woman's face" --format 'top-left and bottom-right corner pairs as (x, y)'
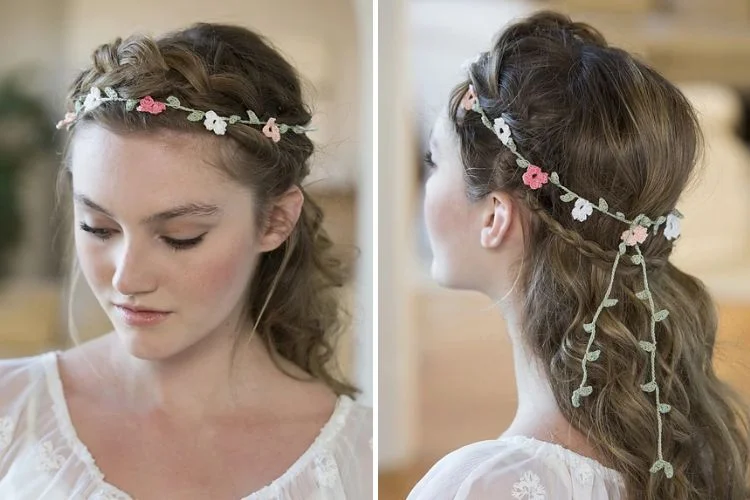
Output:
(423, 112), (486, 289)
(70, 125), (264, 360)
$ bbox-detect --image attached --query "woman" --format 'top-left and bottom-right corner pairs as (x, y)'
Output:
(0, 23), (371, 499)
(410, 10), (749, 500)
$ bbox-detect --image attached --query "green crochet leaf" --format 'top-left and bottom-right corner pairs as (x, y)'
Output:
(247, 110), (260, 123)
(579, 385), (593, 396)
(104, 87), (118, 98)
(618, 242), (627, 255)
(639, 341), (656, 353)
(598, 198), (608, 211)
(615, 212), (625, 219)
(279, 124), (289, 133)
(560, 192), (576, 203)
(166, 96), (180, 107)
(571, 390), (581, 408)
(229, 115), (241, 124)
(125, 99), (138, 111)
(641, 216), (653, 226)
(603, 298), (618, 308)
(550, 172), (560, 184)
(583, 322), (595, 333)
(654, 310), (669, 322)
(658, 403), (672, 414)
(75, 100), (83, 113)
(649, 460), (665, 473)
(586, 350), (601, 362)
(186, 110), (204, 121)
(515, 158), (529, 169)
(636, 290), (650, 300)
(664, 462), (674, 478)
(641, 381), (657, 393)
(631, 254), (643, 265)
(651, 459), (675, 478)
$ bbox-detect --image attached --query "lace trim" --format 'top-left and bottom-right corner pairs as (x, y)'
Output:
(498, 435), (625, 486)
(42, 351), (357, 500)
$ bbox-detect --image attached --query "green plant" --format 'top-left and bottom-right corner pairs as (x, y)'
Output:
(0, 71), (56, 280)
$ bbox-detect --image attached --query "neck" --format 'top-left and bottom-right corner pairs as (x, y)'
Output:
(494, 294), (569, 438)
(100, 326), (294, 421)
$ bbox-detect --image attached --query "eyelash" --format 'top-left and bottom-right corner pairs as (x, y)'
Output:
(78, 222), (206, 251)
(423, 151), (436, 175)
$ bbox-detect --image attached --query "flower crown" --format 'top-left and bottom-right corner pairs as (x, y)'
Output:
(461, 84), (680, 479)
(56, 86), (314, 142)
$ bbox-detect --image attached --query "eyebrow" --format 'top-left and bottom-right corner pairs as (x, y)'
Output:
(74, 193), (223, 224)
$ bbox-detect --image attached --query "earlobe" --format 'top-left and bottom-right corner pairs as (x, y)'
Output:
(259, 186), (304, 252)
(480, 194), (512, 249)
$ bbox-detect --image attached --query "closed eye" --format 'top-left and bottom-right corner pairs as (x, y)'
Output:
(423, 150), (436, 176)
(78, 222), (206, 251)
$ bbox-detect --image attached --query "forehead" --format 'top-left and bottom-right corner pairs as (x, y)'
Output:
(70, 125), (239, 207)
(430, 111), (459, 153)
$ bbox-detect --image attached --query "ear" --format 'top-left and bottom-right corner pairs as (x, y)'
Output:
(258, 186), (304, 253)
(480, 192), (513, 249)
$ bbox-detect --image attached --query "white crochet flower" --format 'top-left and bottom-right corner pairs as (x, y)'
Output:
(493, 117), (512, 145)
(203, 110), (227, 135)
(83, 87), (103, 112)
(664, 213), (681, 240)
(571, 198), (594, 222)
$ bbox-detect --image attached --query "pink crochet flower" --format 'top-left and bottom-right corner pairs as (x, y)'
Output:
(136, 96), (166, 115)
(621, 225), (648, 246)
(56, 112), (77, 130)
(522, 165), (549, 190)
(262, 117), (281, 143)
(460, 85), (477, 111)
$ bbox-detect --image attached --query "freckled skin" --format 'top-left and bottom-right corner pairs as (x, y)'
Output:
(70, 124), (265, 361)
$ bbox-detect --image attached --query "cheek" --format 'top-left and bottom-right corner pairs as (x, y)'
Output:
(424, 176), (467, 254)
(179, 236), (256, 309)
(74, 232), (111, 288)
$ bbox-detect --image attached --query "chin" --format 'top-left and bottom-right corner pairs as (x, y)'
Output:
(431, 259), (461, 289)
(113, 327), (178, 360)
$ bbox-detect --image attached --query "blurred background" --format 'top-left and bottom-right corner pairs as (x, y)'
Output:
(0, 0), (373, 403)
(380, 0), (750, 497)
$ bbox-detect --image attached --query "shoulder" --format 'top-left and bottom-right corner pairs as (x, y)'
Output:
(316, 396), (372, 495)
(327, 395), (372, 458)
(408, 437), (624, 500)
(0, 352), (54, 407)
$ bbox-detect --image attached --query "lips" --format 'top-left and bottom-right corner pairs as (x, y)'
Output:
(114, 304), (171, 327)
(114, 304), (168, 314)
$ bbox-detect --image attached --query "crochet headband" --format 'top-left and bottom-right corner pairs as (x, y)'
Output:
(460, 84), (681, 479)
(56, 86), (314, 142)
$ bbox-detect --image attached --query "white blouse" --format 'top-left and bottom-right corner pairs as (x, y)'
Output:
(408, 436), (626, 500)
(0, 352), (372, 500)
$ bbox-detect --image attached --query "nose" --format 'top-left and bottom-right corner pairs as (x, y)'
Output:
(112, 236), (157, 297)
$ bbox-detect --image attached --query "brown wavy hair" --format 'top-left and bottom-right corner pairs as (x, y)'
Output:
(57, 23), (356, 396)
(449, 10), (750, 499)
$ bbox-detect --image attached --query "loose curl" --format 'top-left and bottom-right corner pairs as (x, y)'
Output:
(58, 23), (357, 396)
(449, 10), (750, 499)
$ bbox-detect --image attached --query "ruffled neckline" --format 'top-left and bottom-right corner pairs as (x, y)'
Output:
(41, 351), (355, 500)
